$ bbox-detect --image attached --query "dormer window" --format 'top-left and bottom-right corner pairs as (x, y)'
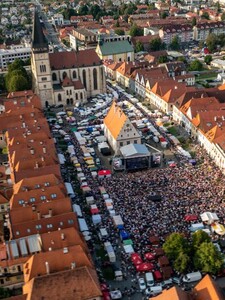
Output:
(40, 195), (46, 201)
(44, 182), (50, 187)
(30, 197), (36, 203)
(19, 200), (24, 205)
(51, 193), (57, 199)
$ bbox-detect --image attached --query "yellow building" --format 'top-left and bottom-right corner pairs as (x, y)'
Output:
(96, 39), (134, 62)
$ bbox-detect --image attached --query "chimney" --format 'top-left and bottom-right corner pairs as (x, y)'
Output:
(35, 162), (39, 169)
(43, 146), (46, 154)
(22, 122), (26, 128)
(37, 211), (41, 220)
(49, 208), (52, 217)
(30, 148), (34, 155)
(32, 205), (36, 211)
(41, 156), (45, 162)
(45, 262), (50, 275)
(71, 262), (76, 270)
(61, 233), (65, 240)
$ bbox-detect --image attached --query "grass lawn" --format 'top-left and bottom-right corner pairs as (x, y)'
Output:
(196, 72), (217, 80)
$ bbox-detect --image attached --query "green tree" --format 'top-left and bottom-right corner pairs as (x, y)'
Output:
(206, 33), (218, 52)
(192, 230), (211, 251)
(160, 11), (168, 19)
(177, 56), (187, 64)
(188, 59), (203, 71)
(163, 233), (189, 261)
(7, 74), (29, 92)
(221, 12), (225, 21)
(115, 19), (120, 27)
(129, 23), (143, 37)
(90, 4), (101, 19)
(194, 242), (224, 274)
(158, 55), (168, 63)
(204, 54), (213, 65)
(135, 40), (144, 52)
(149, 37), (165, 51)
(174, 252), (190, 273)
(78, 5), (89, 15)
(114, 29), (125, 36)
(62, 8), (77, 20)
(170, 35), (180, 51)
(192, 17), (197, 27)
(201, 12), (210, 20)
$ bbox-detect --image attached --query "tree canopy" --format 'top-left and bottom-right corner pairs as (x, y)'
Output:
(149, 37), (165, 51)
(204, 55), (213, 65)
(169, 35), (180, 51)
(5, 59), (31, 93)
(129, 23), (143, 37)
(163, 231), (224, 275)
(188, 59), (203, 71)
(135, 40), (144, 52)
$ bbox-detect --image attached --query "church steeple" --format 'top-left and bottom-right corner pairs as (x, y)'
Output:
(32, 10), (49, 53)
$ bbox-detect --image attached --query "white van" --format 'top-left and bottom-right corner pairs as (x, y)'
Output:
(146, 286), (162, 296)
(145, 272), (154, 287)
(182, 271), (202, 283)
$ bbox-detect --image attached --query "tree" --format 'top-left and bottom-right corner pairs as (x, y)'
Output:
(62, 8), (77, 20)
(163, 233), (189, 261)
(114, 29), (125, 36)
(192, 230), (211, 251)
(221, 12), (225, 21)
(5, 59), (31, 92)
(129, 23), (143, 37)
(204, 54), (213, 65)
(170, 35), (180, 51)
(201, 12), (209, 20)
(149, 37), (165, 51)
(135, 40), (144, 52)
(90, 4), (101, 20)
(174, 252), (190, 273)
(188, 59), (203, 71)
(78, 5), (89, 15)
(206, 33), (218, 52)
(192, 17), (197, 27)
(158, 55), (168, 63)
(160, 11), (168, 19)
(193, 242), (224, 274)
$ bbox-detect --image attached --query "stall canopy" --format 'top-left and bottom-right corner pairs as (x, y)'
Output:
(90, 206), (99, 215)
(92, 214), (101, 225)
(65, 182), (75, 198)
(184, 215), (198, 222)
(72, 204), (82, 217)
(98, 170), (111, 178)
(120, 230), (130, 240)
(136, 262), (154, 272)
(131, 253), (143, 265)
(58, 153), (66, 165)
(123, 239), (133, 246)
(211, 223), (225, 235)
(201, 212), (219, 225)
(144, 253), (156, 261)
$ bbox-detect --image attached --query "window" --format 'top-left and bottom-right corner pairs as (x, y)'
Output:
(59, 221), (64, 226)
(68, 219), (74, 224)
(120, 142), (123, 146)
(58, 94), (62, 102)
(127, 141), (130, 145)
(62, 71), (67, 79)
(47, 224), (53, 229)
(44, 182), (50, 187)
(40, 65), (46, 73)
(52, 73), (57, 81)
(70, 90), (72, 95)
(35, 184), (40, 189)
(30, 197), (36, 203)
(82, 69), (86, 88)
(1, 205), (4, 210)
(27, 229), (31, 233)
(134, 140), (137, 144)
(72, 70), (76, 79)
(93, 68), (98, 90)
(75, 93), (78, 100)
(16, 231), (20, 236)
(40, 195), (46, 201)
(36, 225), (42, 230)
(80, 92), (83, 100)
(19, 200), (24, 205)
(66, 90), (69, 95)
(42, 77), (47, 81)
(51, 193), (57, 199)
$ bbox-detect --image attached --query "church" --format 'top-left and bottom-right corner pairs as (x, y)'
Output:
(31, 11), (106, 107)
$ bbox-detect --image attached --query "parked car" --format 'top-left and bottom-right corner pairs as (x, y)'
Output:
(138, 278), (146, 291)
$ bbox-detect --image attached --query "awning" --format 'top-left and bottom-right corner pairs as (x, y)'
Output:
(131, 253), (143, 265)
(144, 252), (155, 261)
(120, 230), (130, 240)
(90, 207), (99, 215)
(136, 262), (154, 272)
(123, 239), (133, 246)
(184, 215), (198, 222)
(98, 170), (111, 177)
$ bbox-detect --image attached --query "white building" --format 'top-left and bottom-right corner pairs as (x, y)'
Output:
(0, 47), (31, 69)
(104, 101), (141, 154)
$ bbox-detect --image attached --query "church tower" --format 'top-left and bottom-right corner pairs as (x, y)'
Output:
(31, 11), (53, 107)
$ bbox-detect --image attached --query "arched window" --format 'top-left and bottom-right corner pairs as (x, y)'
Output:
(76, 93), (78, 100)
(80, 92), (83, 100)
(70, 90), (72, 95)
(70, 99), (73, 105)
(82, 70), (86, 89)
(72, 70), (76, 79)
(40, 65), (46, 73)
(52, 73), (57, 81)
(66, 99), (70, 105)
(66, 90), (69, 95)
(93, 68), (98, 90)
(58, 94), (62, 102)
(62, 71), (67, 79)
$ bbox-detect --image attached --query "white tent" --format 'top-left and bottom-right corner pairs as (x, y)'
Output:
(123, 244), (134, 254)
(78, 218), (89, 232)
(92, 214), (101, 225)
(72, 204), (82, 217)
(58, 153), (66, 165)
(201, 212), (219, 225)
(65, 182), (75, 198)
